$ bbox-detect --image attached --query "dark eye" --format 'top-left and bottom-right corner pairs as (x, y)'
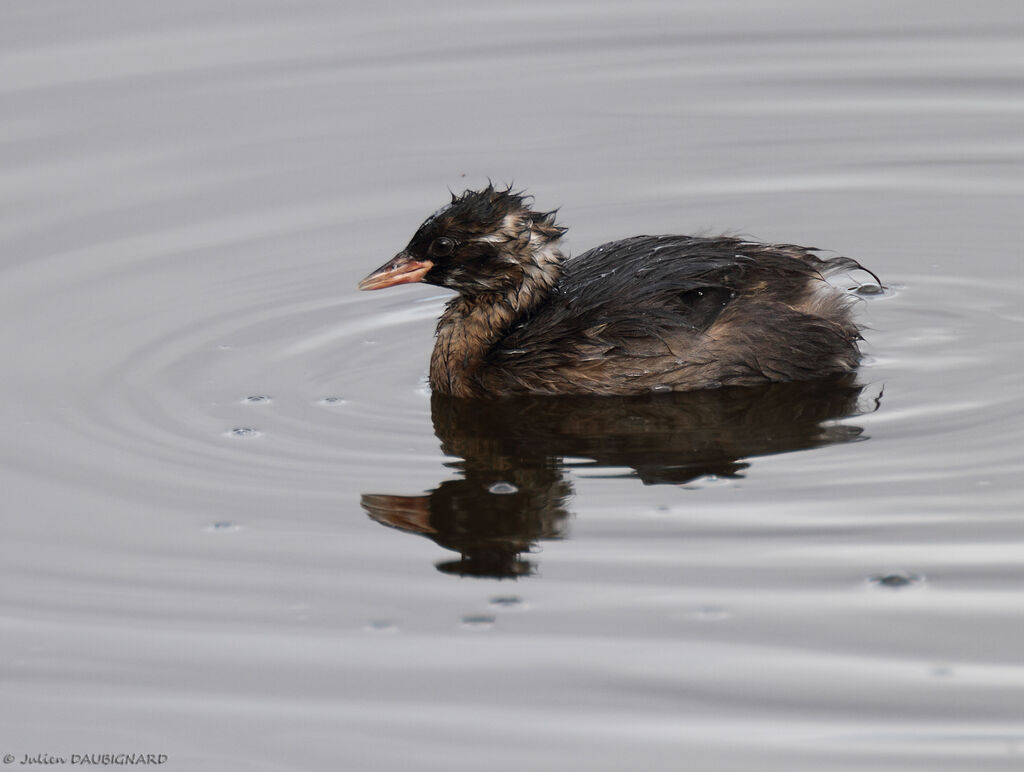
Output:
(429, 237), (455, 257)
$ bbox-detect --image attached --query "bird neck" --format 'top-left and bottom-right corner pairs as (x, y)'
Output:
(430, 243), (563, 397)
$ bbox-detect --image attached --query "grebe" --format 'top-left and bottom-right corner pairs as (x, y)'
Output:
(358, 185), (877, 397)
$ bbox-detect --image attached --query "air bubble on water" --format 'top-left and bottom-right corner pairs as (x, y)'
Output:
(364, 620), (398, 634)
(854, 283), (885, 296)
(488, 482), (518, 495)
(318, 396), (347, 406)
(205, 521), (240, 532)
(226, 427), (261, 438)
(868, 571), (926, 590)
(683, 473), (732, 491)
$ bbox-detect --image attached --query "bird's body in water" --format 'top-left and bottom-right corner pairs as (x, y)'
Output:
(358, 185), (878, 398)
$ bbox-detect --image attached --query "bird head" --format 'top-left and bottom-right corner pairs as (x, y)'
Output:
(358, 184), (566, 296)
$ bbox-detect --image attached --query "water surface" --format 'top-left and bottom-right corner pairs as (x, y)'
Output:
(2, 2), (1023, 770)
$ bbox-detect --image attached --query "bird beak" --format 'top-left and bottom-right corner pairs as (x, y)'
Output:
(357, 252), (433, 291)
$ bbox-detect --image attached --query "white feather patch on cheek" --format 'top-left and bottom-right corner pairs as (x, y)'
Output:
(477, 213), (521, 244)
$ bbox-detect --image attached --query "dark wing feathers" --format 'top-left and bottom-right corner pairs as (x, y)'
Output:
(493, 235), (828, 358)
(479, 235), (867, 393)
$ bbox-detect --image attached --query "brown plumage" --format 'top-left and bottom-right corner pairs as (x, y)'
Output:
(358, 185), (878, 397)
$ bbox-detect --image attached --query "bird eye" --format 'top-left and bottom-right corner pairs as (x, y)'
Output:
(429, 237), (455, 256)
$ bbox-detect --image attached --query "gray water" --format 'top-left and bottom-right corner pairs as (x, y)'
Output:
(2, 1), (1023, 770)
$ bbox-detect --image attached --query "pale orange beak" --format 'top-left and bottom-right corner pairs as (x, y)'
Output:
(357, 252), (433, 291)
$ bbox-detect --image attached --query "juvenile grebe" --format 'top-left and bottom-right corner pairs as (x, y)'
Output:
(358, 185), (878, 397)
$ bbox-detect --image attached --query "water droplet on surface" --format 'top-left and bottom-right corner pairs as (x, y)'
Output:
(489, 595), (523, 608)
(460, 615), (496, 630)
(226, 427), (261, 438)
(205, 521), (240, 532)
(242, 395), (272, 404)
(868, 571), (925, 589)
(488, 482), (518, 495)
(318, 396), (347, 406)
(365, 620), (398, 634)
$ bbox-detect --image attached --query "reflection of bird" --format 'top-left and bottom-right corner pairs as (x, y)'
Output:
(359, 185), (879, 397)
(363, 465), (571, 579)
(429, 380), (871, 485)
(360, 378), (876, 577)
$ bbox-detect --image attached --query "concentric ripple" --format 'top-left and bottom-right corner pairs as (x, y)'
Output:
(2, 4), (1023, 769)
(4, 243), (1021, 522)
